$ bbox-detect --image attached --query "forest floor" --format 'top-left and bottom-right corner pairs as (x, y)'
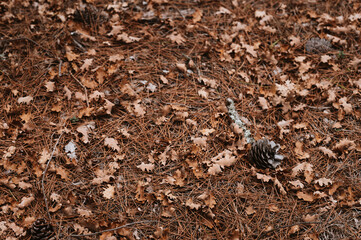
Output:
(0, 0), (361, 239)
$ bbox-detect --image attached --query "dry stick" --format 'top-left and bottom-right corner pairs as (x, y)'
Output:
(70, 220), (157, 237)
(58, 59), (63, 77)
(226, 98), (254, 144)
(69, 72), (89, 107)
(41, 133), (64, 220)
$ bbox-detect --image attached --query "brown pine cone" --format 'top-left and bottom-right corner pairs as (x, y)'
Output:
(248, 138), (284, 169)
(29, 218), (55, 240)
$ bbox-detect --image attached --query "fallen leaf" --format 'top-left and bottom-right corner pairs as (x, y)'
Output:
(109, 54), (124, 62)
(297, 192), (314, 202)
(198, 76), (218, 88)
(192, 9), (203, 23)
(18, 181), (32, 190)
(160, 75), (169, 84)
(64, 86), (72, 100)
(167, 32), (186, 45)
(137, 162), (155, 172)
(176, 63), (187, 72)
(89, 91), (105, 101)
(274, 178), (287, 195)
(104, 99), (115, 115)
(45, 81), (55, 92)
(103, 185), (115, 199)
(303, 214), (317, 222)
(80, 58), (93, 71)
(198, 191), (216, 209)
(55, 166), (70, 180)
(256, 173), (272, 182)
(200, 128), (215, 136)
(198, 88), (209, 99)
(314, 177), (333, 187)
(289, 180), (304, 189)
(191, 136), (207, 148)
(288, 225), (300, 235)
(318, 146), (336, 159)
(18, 96), (33, 104)
(291, 162), (314, 183)
(313, 191), (327, 199)
(18, 195), (35, 208)
(207, 164), (222, 175)
(293, 122), (308, 129)
(320, 55), (331, 63)
(329, 182), (342, 195)
(104, 137), (121, 152)
(210, 150), (237, 167)
(77, 122), (95, 144)
(295, 141), (310, 159)
(245, 206), (256, 215)
(339, 97), (352, 114)
(3, 146), (16, 160)
(258, 97), (269, 110)
(185, 198), (201, 210)
(8, 222), (24, 236)
(117, 32), (141, 43)
(333, 139), (356, 152)
(38, 149), (50, 165)
(133, 101), (146, 117)
(50, 193), (61, 202)
(77, 208), (92, 217)
(268, 204), (279, 212)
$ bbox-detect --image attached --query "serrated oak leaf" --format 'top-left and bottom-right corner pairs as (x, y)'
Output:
(137, 162), (155, 172)
(104, 137), (120, 152)
(103, 185), (115, 199)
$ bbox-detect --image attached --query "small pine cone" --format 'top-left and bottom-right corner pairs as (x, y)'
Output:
(305, 38), (332, 53)
(248, 138), (284, 169)
(30, 219), (55, 240)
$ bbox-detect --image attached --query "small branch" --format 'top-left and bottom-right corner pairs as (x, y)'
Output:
(41, 133), (64, 220)
(58, 59), (63, 77)
(70, 220), (157, 237)
(226, 98), (254, 144)
(69, 72), (89, 107)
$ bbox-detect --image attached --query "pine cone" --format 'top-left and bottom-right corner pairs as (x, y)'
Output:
(248, 138), (284, 169)
(29, 219), (55, 240)
(305, 38), (332, 53)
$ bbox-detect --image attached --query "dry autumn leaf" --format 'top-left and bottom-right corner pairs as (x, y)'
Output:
(18, 96), (33, 104)
(245, 206), (256, 215)
(103, 185), (115, 199)
(167, 32), (186, 45)
(297, 192), (314, 202)
(137, 162), (155, 172)
(104, 137), (121, 152)
(18, 195), (35, 208)
(314, 177), (333, 187)
(294, 141), (310, 159)
(318, 146), (336, 159)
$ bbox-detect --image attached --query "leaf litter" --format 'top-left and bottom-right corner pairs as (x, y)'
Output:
(0, 0), (360, 239)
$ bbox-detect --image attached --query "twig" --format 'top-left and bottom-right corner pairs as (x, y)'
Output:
(69, 72), (89, 107)
(41, 132), (64, 220)
(58, 59), (63, 77)
(70, 220), (157, 237)
(226, 98), (254, 144)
